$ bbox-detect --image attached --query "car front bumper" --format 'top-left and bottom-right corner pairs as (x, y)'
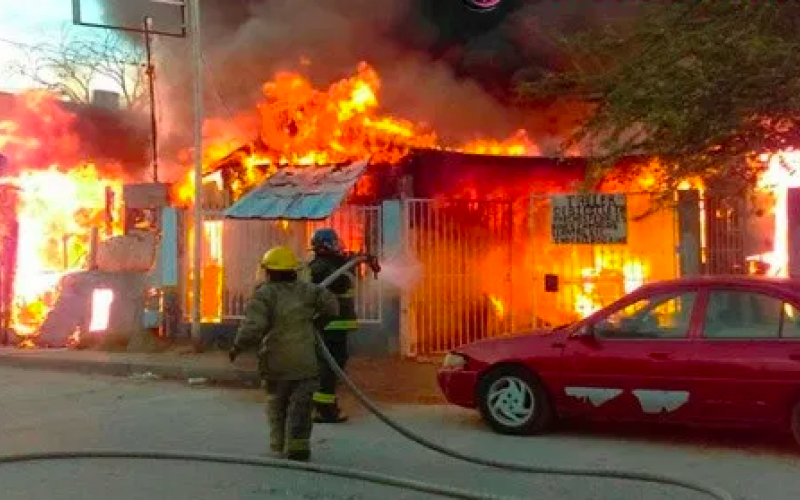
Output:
(437, 368), (479, 408)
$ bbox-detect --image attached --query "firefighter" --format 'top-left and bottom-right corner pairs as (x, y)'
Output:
(308, 228), (358, 424)
(229, 246), (339, 461)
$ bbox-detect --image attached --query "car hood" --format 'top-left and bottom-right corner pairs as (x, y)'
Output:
(456, 328), (563, 364)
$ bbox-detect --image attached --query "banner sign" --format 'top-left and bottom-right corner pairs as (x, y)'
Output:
(551, 193), (628, 244)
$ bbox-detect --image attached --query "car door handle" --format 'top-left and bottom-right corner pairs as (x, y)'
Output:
(649, 352), (671, 360)
(790, 354), (800, 362)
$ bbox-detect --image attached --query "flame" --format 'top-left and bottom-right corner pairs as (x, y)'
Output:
(88, 288), (115, 332)
(175, 63), (544, 204)
(0, 92), (125, 340)
(750, 151), (800, 277)
(0, 166), (123, 337)
(458, 130), (540, 157)
(182, 219), (224, 322)
(488, 295), (505, 319)
(574, 255), (647, 318)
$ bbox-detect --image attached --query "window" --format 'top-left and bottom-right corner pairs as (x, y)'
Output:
(703, 290), (800, 339)
(594, 292), (697, 339)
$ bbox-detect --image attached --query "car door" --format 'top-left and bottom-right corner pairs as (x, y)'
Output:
(558, 288), (701, 422)
(689, 286), (800, 426)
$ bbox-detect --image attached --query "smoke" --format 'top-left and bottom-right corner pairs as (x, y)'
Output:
(97, 0), (641, 174)
(378, 255), (424, 292)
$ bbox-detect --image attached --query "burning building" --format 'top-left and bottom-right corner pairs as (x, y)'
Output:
(179, 62), (796, 358)
(0, 90), (151, 347)
(0, 62), (797, 358)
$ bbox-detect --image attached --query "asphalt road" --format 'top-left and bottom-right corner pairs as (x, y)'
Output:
(0, 366), (797, 500)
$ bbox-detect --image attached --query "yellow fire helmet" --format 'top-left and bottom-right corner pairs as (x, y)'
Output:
(261, 246), (300, 271)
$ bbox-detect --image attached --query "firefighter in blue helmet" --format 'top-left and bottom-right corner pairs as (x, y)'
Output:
(308, 228), (358, 423)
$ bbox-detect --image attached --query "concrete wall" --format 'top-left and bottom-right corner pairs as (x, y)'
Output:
(38, 270), (147, 347)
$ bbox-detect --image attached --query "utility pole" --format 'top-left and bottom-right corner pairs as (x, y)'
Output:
(72, 0), (186, 185)
(187, 0), (204, 345)
(143, 17), (159, 183)
(72, 0), (197, 341)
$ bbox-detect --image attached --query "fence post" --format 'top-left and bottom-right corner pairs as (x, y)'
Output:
(677, 190), (702, 276)
(380, 200), (402, 355)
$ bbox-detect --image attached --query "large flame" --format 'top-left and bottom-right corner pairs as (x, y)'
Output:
(173, 62), (540, 204)
(749, 151), (800, 277)
(0, 92), (124, 341)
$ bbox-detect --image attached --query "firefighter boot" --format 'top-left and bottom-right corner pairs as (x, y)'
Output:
(313, 402), (349, 423)
(287, 450), (311, 461)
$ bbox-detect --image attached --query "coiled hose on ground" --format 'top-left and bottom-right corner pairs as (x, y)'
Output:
(0, 450), (509, 500)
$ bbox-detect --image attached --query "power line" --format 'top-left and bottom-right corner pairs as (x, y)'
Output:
(0, 37), (143, 67)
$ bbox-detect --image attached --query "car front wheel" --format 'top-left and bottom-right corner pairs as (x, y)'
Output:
(477, 365), (554, 435)
(791, 400), (800, 447)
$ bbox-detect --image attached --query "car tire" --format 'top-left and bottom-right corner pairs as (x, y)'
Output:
(477, 365), (554, 435)
(791, 400), (800, 447)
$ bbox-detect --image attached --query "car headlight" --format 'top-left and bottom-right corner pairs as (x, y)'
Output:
(442, 353), (467, 369)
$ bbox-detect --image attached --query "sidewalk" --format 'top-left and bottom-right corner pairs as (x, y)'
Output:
(0, 347), (446, 405)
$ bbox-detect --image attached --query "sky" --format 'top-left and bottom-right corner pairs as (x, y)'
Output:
(0, 0), (112, 92)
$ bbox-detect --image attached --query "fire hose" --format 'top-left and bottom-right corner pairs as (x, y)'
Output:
(310, 255), (736, 500)
(0, 256), (735, 500)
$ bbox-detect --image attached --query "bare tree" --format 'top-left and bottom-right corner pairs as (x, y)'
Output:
(8, 28), (146, 110)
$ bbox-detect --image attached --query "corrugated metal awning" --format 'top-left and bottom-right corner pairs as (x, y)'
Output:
(223, 159), (369, 220)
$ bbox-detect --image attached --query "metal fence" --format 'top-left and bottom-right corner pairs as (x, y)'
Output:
(189, 204), (384, 324)
(398, 190), (756, 357)
(401, 198), (513, 356)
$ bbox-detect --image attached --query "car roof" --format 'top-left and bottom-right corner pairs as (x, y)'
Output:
(638, 275), (800, 296)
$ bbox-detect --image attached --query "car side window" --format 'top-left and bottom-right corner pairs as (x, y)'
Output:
(703, 290), (800, 339)
(594, 292), (697, 339)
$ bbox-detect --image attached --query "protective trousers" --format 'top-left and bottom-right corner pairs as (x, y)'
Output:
(313, 333), (349, 419)
(265, 378), (317, 460)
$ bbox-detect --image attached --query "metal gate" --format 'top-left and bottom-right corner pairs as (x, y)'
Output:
(402, 198), (513, 356)
(703, 196), (747, 274)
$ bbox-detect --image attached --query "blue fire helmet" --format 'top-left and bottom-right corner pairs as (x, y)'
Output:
(311, 228), (342, 252)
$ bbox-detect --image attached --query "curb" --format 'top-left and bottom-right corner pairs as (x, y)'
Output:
(0, 353), (261, 387)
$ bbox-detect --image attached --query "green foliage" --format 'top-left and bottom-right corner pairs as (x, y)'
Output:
(519, 1), (800, 192)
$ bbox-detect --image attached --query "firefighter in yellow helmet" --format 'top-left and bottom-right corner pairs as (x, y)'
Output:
(229, 246), (338, 461)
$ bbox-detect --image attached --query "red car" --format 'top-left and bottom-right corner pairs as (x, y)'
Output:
(437, 276), (800, 444)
